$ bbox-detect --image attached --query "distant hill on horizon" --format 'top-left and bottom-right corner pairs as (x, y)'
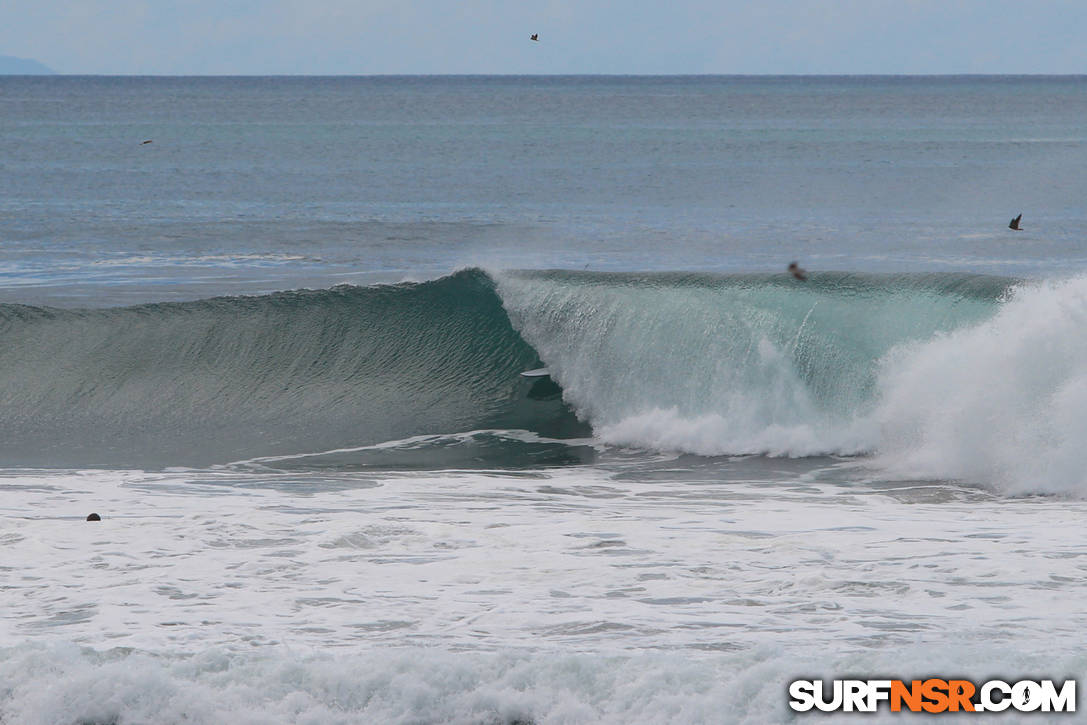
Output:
(0, 55), (55, 74)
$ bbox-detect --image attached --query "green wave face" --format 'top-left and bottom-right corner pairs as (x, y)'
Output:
(0, 268), (1009, 468)
(0, 270), (580, 467)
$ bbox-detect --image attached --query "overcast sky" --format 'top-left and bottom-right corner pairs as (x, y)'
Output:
(3, 0), (1086, 75)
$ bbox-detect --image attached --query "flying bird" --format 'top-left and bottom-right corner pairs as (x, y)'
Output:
(530, 34), (539, 41)
(788, 262), (808, 281)
(140, 139), (153, 145)
(1008, 213), (1022, 230)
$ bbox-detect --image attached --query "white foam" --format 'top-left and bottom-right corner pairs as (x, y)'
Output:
(2, 466), (1086, 721)
(597, 407), (869, 458)
(3, 641), (1082, 724)
(873, 275), (1087, 494)
(2, 467), (1085, 653)
(498, 270), (1087, 495)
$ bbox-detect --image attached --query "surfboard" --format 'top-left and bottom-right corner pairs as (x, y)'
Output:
(520, 368), (550, 378)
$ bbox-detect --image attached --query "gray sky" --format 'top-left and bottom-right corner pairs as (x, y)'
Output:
(4, 0), (1087, 75)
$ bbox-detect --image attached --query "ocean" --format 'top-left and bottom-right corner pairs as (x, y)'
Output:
(1, 75), (1085, 723)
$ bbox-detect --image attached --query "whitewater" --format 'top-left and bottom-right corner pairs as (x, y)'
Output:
(2, 75), (1087, 724)
(7, 266), (1086, 496)
(4, 268), (1087, 723)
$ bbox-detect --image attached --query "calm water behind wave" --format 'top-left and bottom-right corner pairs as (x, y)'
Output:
(2, 75), (1086, 305)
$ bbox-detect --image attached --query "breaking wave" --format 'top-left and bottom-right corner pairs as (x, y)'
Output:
(7, 265), (1087, 492)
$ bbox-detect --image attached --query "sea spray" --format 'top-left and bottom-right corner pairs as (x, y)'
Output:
(873, 275), (1087, 494)
(496, 269), (1003, 457)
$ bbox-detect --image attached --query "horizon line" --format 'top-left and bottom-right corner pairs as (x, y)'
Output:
(5, 72), (1087, 78)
